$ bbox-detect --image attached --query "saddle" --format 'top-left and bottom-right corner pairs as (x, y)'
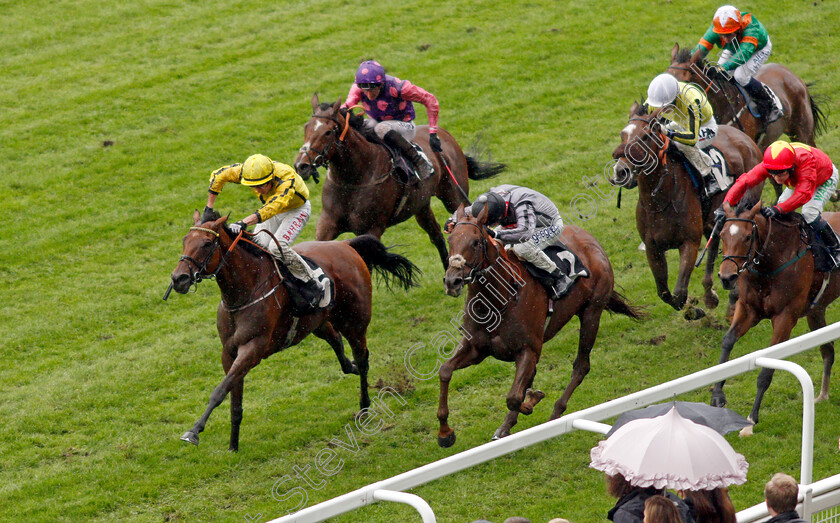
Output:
(734, 83), (783, 122)
(276, 255), (335, 316)
(383, 141), (435, 185)
(803, 221), (838, 273)
(520, 243), (590, 299)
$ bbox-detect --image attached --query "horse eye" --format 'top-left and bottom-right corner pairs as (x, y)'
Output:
(202, 240), (212, 249)
(472, 239), (480, 248)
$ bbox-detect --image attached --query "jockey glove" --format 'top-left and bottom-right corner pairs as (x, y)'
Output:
(760, 206), (782, 220)
(485, 227), (497, 238)
(444, 217), (455, 233)
(229, 220), (248, 234)
(429, 133), (442, 152)
(713, 206), (726, 224)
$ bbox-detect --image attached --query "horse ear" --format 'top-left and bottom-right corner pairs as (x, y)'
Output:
(332, 98), (342, 113)
(690, 48), (703, 65)
(475, 201), (489, 225)
(193, 209), (201, 225)
(311, 93), (320, 111)
(671, 42), (680, 62)
(723, 201), (733, 214)
(750, 200), (762, 217)
(455, 203), (466, 221)
(629, 101), (640, 117)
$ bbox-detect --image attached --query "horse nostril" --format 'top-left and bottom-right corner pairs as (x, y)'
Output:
(172, 272), (191, 290)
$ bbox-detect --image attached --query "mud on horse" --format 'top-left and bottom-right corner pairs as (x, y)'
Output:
(610, 102), (763, 319)
(716, 200), (839, 436)
(437, 204), (644, 447)
(170, 210), (418, 450)
(293, 95), (505, 270)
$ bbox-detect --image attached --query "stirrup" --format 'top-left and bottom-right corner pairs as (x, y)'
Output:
(550, 275), (573, 300)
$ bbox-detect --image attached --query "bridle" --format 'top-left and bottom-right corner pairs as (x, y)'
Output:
(621, 116), (677, 212)
(297, 111), (352, 169)
(178, 227), (228, 287)
(450, 221), (489, 283)
(719, 218), (759, 274)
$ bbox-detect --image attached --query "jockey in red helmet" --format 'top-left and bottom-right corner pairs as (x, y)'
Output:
(342, 60), (439, 179)
(693, 5), (783, 122)
(721, 141), (840, 268)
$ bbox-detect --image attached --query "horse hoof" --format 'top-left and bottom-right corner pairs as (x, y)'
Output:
(815, 393), (829, 403)
(684, 307), (706, 321)
(739, 425), (754, 438)
(710, 396), (727, 408)
(345, 363), (360, 375)
(437, 431), (456, 448)
(180, 431), (199, 445)
(491, 428), (510, 441)
(704, 290), (719, 310)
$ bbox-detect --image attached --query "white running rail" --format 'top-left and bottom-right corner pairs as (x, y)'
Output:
(267, 322), (840, 523)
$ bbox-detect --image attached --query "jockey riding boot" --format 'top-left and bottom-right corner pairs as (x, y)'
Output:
(383, 130), (433, 181)
(674, 141), (714, 196)
(270, 242), (324, 308)
(813, 217), (840, 269)
(549, 268), (573, 301)
(744, 78), (784, 122)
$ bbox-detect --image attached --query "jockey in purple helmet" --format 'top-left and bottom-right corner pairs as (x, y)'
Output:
(343, 60), (440, 179)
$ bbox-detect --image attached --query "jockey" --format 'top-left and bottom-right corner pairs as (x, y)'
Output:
(646, 73), (718, 191)
(446, 185), (573, 300)
(722, 141), (840, 268)
(342, 60), (439, 179)
(203, 153), (325, 307)
(693, 5), (784, 122)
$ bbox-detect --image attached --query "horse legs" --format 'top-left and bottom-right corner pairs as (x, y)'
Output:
(645, 242), (676, 309)
(229, 377), (244, 452)
(807, 310), (834, 403)
(493, 348), (539, 441)
(437, 342), (487, 448)
(701, 234), (720, 310)
(550, 307), (600, 420)
(315, 214), (341, 241)
(414, 204), (449, 270)
(711, 302), (759, 408)
(345, 330), (371, 410)
(181, 341), (262, 446)
(672, 240), (699, 311)
(313, 321), (358, 375)
(741, 313), (798, 437)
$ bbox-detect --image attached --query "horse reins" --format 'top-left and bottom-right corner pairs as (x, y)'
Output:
(449, 221), (523, 301)
(720, 217), (809, 276)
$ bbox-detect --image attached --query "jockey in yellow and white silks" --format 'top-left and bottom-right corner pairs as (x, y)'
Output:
(647, 73), (721, 190)
(203, 153), (324, 307)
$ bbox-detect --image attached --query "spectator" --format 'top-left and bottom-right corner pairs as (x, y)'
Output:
(679, 488), (736, 523)
(548, 519), (571, 523)
(764, 473), (806, 522)
(644, 495), (682, 523)
(605, 473), (695, 522)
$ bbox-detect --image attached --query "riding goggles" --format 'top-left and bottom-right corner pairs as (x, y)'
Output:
(357, 82), (382, 90)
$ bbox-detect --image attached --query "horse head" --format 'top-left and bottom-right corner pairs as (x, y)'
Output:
(666, 43), (710, 83)
(293, 94), (348, 181)
(610, 102), (668, 188)
(718, 200), (763, 289)
(444, 203), (493, 297)
(170, 210), (230, 294)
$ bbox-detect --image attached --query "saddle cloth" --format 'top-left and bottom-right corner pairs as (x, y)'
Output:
(806, 222), (837, 273)
(520, 243), (590, 297)
(279, 255), (335, 316)
(678, 144), (732, 198)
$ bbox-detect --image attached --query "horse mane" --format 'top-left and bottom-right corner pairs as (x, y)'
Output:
(674, 46), (693, 63)
(735, 197), (759, 214)
(203, 208), (269, 258)
(632, 100), (648, 117)
(316, 102), (384, 146)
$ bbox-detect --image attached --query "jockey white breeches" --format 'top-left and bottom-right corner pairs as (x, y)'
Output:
(253, 200), (317, 282)
(720, 40), (772, 87)
(778, 164), (839, 223)
(668, 118), (718, 177)
(364, 118), (417, 141)
(510, 216), (566, 274)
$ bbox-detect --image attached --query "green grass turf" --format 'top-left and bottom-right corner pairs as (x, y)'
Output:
(2, 0), (839, 521)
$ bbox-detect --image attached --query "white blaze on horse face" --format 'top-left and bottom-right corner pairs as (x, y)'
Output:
(449, 254), (466, 269)
(299, 142), (311, 154)
(728, 223), (741, 238)
(622, 123), (637, 140)
(313, 120), (324, 132)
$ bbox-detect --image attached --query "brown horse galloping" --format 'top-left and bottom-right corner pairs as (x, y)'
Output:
(437, 205), (644, 447)
(667, 44), (827, 151)
(610, 102), (764, 317)
(170, 210), (418, 451)
(716, 200), (838, 436)
(293, 94), (505, 270)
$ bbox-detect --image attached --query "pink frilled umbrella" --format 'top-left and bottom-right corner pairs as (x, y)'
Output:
(590, 406), (749, 490)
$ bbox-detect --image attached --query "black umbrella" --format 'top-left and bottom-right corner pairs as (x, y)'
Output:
(605, 401), (751, 437)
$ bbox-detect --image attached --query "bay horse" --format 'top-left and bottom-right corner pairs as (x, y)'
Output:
(715, 200), (839, 436)
(437, 204), (644, 447)
(667, 44), (827, 197)
(610, 102), (764, 317)
(293, 94), (505, 270)
(170, 210), (418, 451)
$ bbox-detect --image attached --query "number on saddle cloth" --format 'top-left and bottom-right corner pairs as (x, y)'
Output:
(521, 243), (590, 283)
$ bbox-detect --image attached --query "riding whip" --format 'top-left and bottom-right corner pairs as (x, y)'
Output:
(436, 151), (471, 205)
(695, 218), (724, 268)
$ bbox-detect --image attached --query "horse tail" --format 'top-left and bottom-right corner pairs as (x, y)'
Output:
(806, 85), (829, 137)
(346, 235), (421, 291)
(465, 155), (506, 180)
(605, 290), (646, 321)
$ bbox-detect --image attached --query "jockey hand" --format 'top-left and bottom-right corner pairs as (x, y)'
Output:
(760, 206), (782, 220)
(485, 227), (497, 239)
(444, 217), (455, 233)
(713, 206), (726, 224)
(229, 220), (248, 234)
(429, 132), (442, 153)
(201, 206), (215, 223)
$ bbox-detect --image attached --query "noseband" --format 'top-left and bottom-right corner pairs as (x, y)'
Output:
(449, 221), (491, 282)
(298, 112), (351, 169)
(720, 218), (759, 274)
